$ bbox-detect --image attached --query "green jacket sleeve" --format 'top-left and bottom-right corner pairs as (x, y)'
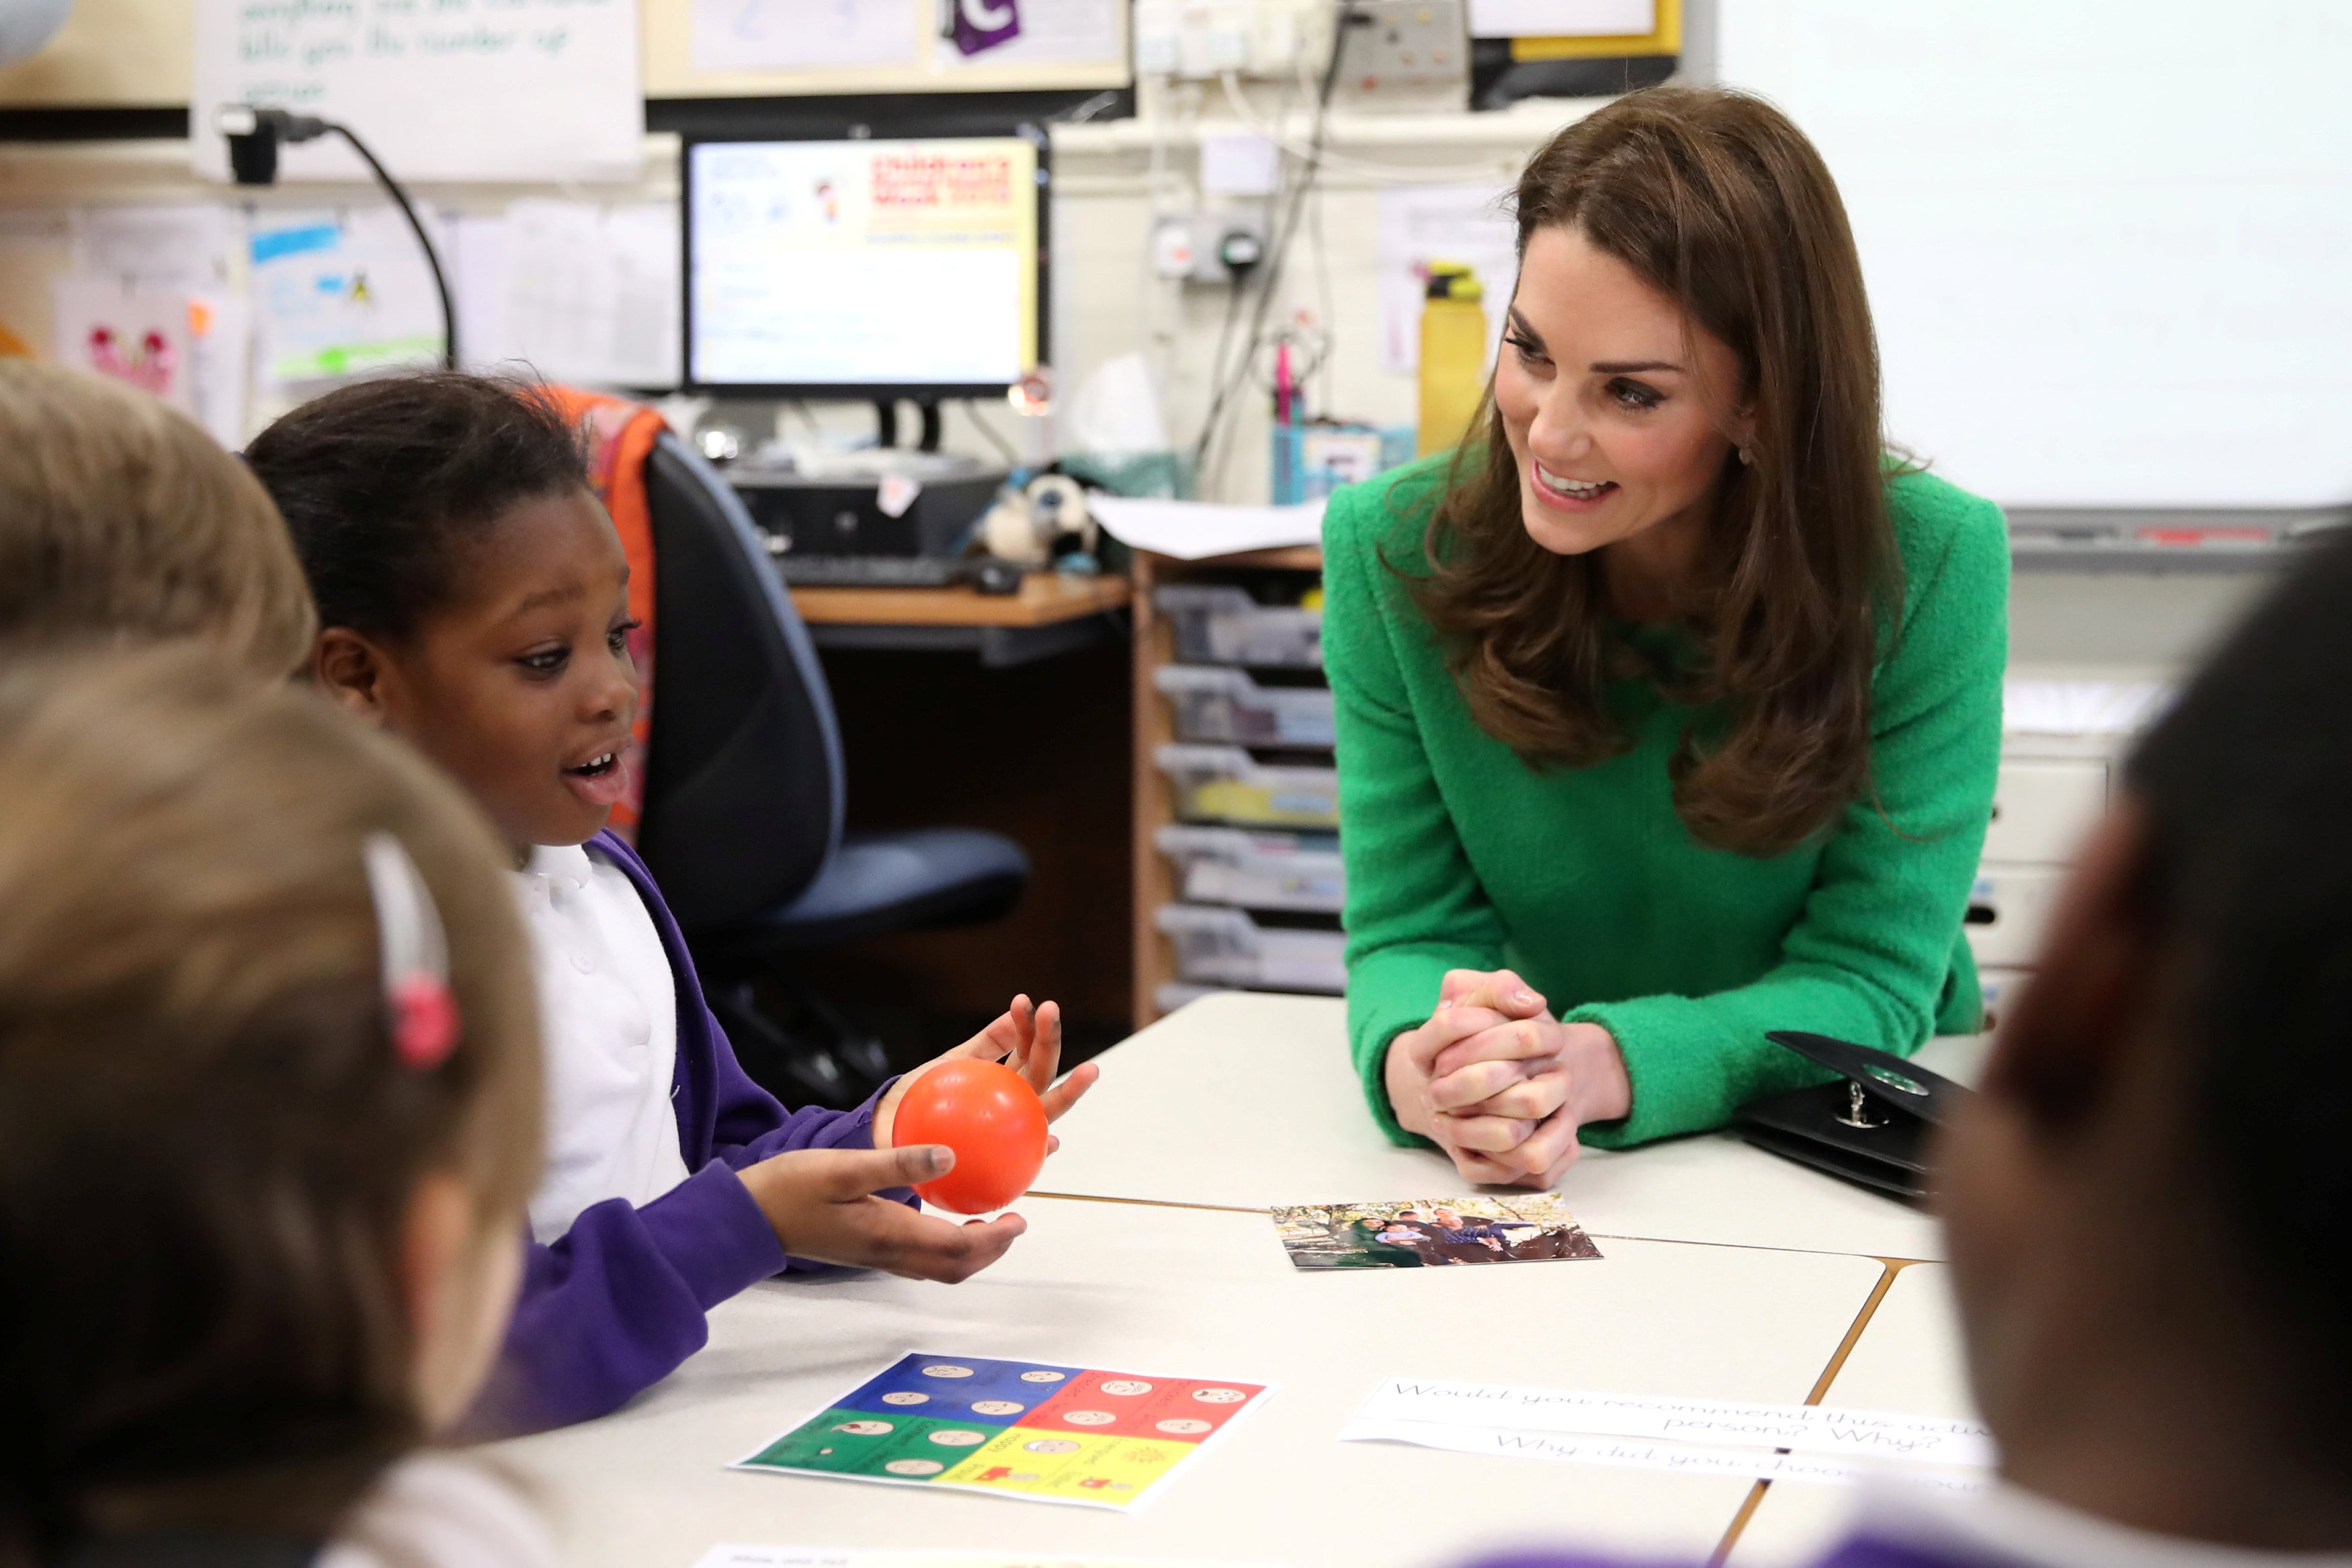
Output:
(1323, 478), (1504, 1147)
(1570, 486), (2010, 1147)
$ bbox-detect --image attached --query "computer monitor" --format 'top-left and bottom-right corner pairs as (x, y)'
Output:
(683, 130), (1047, 400)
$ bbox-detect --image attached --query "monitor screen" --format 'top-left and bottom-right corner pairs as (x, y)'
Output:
(685, 135), (1042, 396)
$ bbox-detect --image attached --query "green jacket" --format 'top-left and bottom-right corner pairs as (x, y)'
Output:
(1323, 455), (2008, 1148)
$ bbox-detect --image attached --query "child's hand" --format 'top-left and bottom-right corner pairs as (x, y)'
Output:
(734, 1144), (1025, 1282)
(872, 994), (1099, 1154)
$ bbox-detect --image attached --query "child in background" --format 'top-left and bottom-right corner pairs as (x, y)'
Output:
(0, 362), (314, 674)
(244, 374), (1097, 1435)
(0, 647), (548, 1566)
(1455, 521), (2352, 1564)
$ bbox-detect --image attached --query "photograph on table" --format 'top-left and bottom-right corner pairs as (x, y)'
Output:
(732, 1354), (1274, 1513)
(1270, 1194), (1602, 1270)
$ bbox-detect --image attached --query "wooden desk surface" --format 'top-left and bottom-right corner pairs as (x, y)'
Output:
(790, 572), (1130, 628)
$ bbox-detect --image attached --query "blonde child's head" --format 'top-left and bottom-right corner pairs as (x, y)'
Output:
(0, 363), (316, 676)
(0, 646), (540, 1556)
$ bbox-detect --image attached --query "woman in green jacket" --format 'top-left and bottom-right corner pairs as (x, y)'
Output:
(1326, 86), (2007, 1188)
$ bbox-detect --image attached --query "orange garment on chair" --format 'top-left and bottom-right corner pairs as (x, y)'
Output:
(549, 387), (666, 841)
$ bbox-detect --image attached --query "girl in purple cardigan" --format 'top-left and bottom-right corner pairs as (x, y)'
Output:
(248, 373), (1096, 1435)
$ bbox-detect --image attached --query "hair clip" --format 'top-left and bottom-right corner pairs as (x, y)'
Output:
(363, 832), (460, 1072)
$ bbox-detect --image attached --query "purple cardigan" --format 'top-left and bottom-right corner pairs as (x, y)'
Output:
(470, 829), (902, 1436)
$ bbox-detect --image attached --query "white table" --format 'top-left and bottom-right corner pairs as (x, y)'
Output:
(1720, 1262), (1978, 1567)
(1036, 993), (1985, 1262)
(497, 1195), (1894, 1568)
(493, 994), (1986, 1568)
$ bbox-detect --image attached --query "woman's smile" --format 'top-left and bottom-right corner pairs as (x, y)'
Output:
(1529, 464), (1619, 509)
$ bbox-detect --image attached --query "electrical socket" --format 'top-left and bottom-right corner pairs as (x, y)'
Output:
(1202, 2), (1251, 72)
(1150, 210), (1271, 285)
(1174, 0), (1219, 79)
(1134, 0), (1181, 76)
(1162, 0), (1323, 81)
(1251, 0), (1333, 77)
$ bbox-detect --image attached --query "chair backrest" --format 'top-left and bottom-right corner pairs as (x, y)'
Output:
(635, 431), (846, 934)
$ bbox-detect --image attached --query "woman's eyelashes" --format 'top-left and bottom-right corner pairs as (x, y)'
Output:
(1606, 377), (1663, 412)
(606, 618), (640, 657)
(1503, 331), (1550, 367)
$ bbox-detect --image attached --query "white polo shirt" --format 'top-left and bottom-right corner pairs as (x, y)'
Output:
(515, 841), (692, 1245)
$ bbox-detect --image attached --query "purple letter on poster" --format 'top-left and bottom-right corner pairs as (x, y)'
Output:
(953, 0), (1021, 55)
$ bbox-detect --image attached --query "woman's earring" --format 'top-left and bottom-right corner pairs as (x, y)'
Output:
(1737, 444), (1754, 468)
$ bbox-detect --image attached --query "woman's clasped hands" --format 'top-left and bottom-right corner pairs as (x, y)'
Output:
(1382, 969), (1632, 1189)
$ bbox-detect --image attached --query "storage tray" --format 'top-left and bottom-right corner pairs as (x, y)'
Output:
(1154, 903), (1347, 994)
(1155, 664), (1336, 747)
(1154, 744), (1340, 829)
(1155, 824), (1345, 912)
(1154, 584), (1323, 667)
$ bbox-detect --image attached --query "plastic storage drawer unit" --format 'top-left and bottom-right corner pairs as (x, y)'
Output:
(1984, 760), (2108, 863)
(1155, 904), (1348, 994)
(1964, 866), (2068, 969)
(1154, 664), (1337, 747)
(1154, 584), (1323, 667)
(1155, 825), (1345, 912)
(1155, 744), (1340, 828)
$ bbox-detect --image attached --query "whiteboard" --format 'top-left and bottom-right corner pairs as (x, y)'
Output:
(191, 0), (643, 185)
(1718, 1), (2352, 509)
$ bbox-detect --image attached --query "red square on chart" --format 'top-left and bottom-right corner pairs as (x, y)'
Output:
(1019, 1371), (1265, 1442)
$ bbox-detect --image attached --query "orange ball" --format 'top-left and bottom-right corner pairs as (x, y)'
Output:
(892, 1058), (1049, 1215)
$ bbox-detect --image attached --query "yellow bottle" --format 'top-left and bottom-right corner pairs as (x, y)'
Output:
(1417, 261), (1486, 458)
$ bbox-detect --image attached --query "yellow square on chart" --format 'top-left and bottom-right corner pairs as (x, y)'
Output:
(939, 1428), (1191, 1504)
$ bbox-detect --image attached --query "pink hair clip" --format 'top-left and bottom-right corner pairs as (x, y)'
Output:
(364, 832), (460, 1071)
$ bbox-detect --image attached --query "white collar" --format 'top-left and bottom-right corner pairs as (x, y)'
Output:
(1857, 1475), (2352, 1568)
(523, 842), (595, 881)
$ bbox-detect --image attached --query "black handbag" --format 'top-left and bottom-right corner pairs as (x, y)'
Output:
(1734, 1031), (1973, 1202)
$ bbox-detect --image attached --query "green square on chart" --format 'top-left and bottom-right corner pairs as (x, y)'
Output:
(742, 1406), (1009, 1478)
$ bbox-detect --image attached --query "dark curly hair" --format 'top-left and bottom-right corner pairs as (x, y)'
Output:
(243, 372), (591, 641)
(2119, 527), (2352, 1475)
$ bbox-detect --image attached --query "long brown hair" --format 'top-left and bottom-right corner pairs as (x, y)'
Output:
(0, 647), (540, 1558)
(1405, 86), (1899, 856)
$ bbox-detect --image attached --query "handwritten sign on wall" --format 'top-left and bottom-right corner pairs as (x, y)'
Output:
(192, 0), (643, 183)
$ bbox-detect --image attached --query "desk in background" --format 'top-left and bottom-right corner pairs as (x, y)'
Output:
(785, 572), (1138, 1038)
(790, 573), (1131, 668)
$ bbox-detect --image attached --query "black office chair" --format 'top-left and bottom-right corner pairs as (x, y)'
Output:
(635, 432), (1030, 1108)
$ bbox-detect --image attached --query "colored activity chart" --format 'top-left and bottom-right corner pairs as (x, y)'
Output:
(734, 1353), (1274, 1513)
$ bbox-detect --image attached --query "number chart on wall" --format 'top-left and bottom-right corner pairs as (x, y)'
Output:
(191, 0), (643, 184)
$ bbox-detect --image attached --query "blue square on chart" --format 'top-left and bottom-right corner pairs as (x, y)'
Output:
(837, 1353), (1090, 1423)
